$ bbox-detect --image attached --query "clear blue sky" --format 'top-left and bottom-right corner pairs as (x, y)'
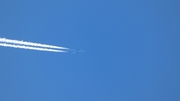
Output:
(0, 0), (180, 101)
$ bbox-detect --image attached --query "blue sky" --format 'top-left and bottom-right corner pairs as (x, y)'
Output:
(0, 0), (180, 101)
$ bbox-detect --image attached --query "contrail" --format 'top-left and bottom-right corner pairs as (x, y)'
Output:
(0, 38), (69, 50)
(0, 43), (66, 52)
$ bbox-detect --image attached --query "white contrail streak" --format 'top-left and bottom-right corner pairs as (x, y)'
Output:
(0, 38), (68, 50)
(0, 43), (66, 52)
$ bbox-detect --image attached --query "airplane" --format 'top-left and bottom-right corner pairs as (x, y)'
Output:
(70, 49), (84, 54)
